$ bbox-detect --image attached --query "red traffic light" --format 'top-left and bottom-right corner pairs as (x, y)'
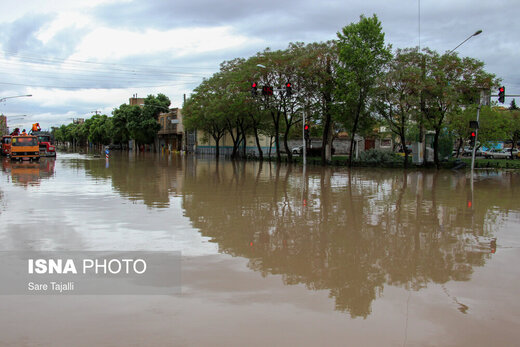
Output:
(498, 86), (505, 103)
(252, 82), (257, 88)
(471, 131), (476, 137)
(286, 82), (291, 88)
(304, 124), (309, 130)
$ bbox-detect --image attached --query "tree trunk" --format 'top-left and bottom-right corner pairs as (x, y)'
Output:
(322, 114), (332, 165)
(283, 122), (292, 162)
(321, 57), (333, 166)
(253, 126), (263, 160)
(400, 131), (408, 169)
(271, 110), (281, 162)
(229, 126), (240, 159)
(242, 134), (247, 158)
(348, 111), (361, 167)
(455, 137), (463, 157)
(433, 129), (440, 169)
(348, 92), (363, 168)
(249, 113), (263, 160)
(214, 136), (220, 159)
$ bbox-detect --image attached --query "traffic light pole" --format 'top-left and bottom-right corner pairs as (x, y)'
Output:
(470, 105), (481, 174)
(302, 110), (307, 167)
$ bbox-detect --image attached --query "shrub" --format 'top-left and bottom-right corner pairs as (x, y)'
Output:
(357, 149), (403, 166)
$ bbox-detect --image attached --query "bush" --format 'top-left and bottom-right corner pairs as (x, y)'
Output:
(357, 149), (403, 167)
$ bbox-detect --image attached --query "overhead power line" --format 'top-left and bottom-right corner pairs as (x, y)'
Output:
(0, 49), (216, 90)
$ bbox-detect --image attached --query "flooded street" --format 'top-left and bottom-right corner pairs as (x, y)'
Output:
(1, 151), (520, 346)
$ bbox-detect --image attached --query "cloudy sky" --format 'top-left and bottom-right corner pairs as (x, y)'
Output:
(0, 0), (518, 131)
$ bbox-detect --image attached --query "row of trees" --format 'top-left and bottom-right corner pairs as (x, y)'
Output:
(52, 94), (171, 148)
(183, 14), (508, 168)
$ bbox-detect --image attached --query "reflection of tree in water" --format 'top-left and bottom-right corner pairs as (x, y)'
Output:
(182, 163), (518, 318)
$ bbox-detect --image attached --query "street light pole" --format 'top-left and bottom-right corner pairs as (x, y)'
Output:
(448, 30), (482, 54)
(0, 94), (32, 103)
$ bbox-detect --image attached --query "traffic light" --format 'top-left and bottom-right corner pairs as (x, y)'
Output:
(304, 123), (310, 140)
(469, 131), (476, 146)
(498, 86), (505, 103)
(285, 82), (292, 97)
(262, 85), (273, 96)
(251, 82), (258, 97)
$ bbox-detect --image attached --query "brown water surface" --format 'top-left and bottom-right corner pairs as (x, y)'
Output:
(1, 152), (519, 346)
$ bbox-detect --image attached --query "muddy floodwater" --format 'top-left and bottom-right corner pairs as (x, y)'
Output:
(1, 152), (520, 346)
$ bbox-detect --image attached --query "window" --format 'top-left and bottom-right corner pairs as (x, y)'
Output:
(12, 137), (37, 146)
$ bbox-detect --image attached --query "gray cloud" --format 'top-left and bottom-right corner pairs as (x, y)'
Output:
(0, 13), (87, 61)
(1, 13), (55, 54)
(1, 0), (519, 123)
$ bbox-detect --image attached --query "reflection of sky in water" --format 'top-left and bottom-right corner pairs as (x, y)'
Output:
(0, 154), (218, 256)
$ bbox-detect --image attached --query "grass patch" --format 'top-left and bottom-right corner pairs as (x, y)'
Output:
(457, 157), (520, 169)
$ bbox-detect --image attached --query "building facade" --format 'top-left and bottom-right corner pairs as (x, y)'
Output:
(0, 115), (7, 135)
(156, 108), (184, 151)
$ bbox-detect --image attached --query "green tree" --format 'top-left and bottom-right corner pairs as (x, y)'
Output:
(253, 48), (302, 161)
(291, 41), (338, 164)
(422, 50), (497, 168)
(88, 114), (112, 145)
(501, 108), (520, 158)
(126, 106), (159, 148)
(449, 106), (508, 156)
(376, 48), (423, 167)
(111, 106), (131, 146)
(183, 77), (228, 158)
(335, 14), (392, 167)
(143, 93), (171, 119)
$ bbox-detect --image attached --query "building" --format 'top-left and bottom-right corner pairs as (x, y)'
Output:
(156, 108), (184, 151)
(0, 115), (7, 135)
(129, 96), (145, 106)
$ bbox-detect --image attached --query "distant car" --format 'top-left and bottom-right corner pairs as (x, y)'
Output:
(483, 148), (518, 159)
(396, 145), (412, 156)
(454, 146), (483, 157)
(291, 146), (335, 155)
(292, 146), (303, 154)
(107, 144), (122, 150)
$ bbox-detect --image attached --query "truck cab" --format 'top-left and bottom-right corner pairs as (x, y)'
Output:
(10, 135), (40, 161)
(32, 131), (56, 157)
(1, 135), (11, 156)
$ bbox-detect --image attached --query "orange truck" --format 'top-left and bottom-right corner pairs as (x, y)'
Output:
(10, 135), (40, 161)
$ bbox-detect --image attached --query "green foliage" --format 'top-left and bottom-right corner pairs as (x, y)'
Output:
(50, 13), (505, 164)
(438, 130), (454, 159)
(335, 14), (392, 165)
(419, 49), (498, 167)
(358, 148), (403, 166)
(143, 93), (171, 119)
(88, 114), (112, 145)
(54, 94), (167, 147)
